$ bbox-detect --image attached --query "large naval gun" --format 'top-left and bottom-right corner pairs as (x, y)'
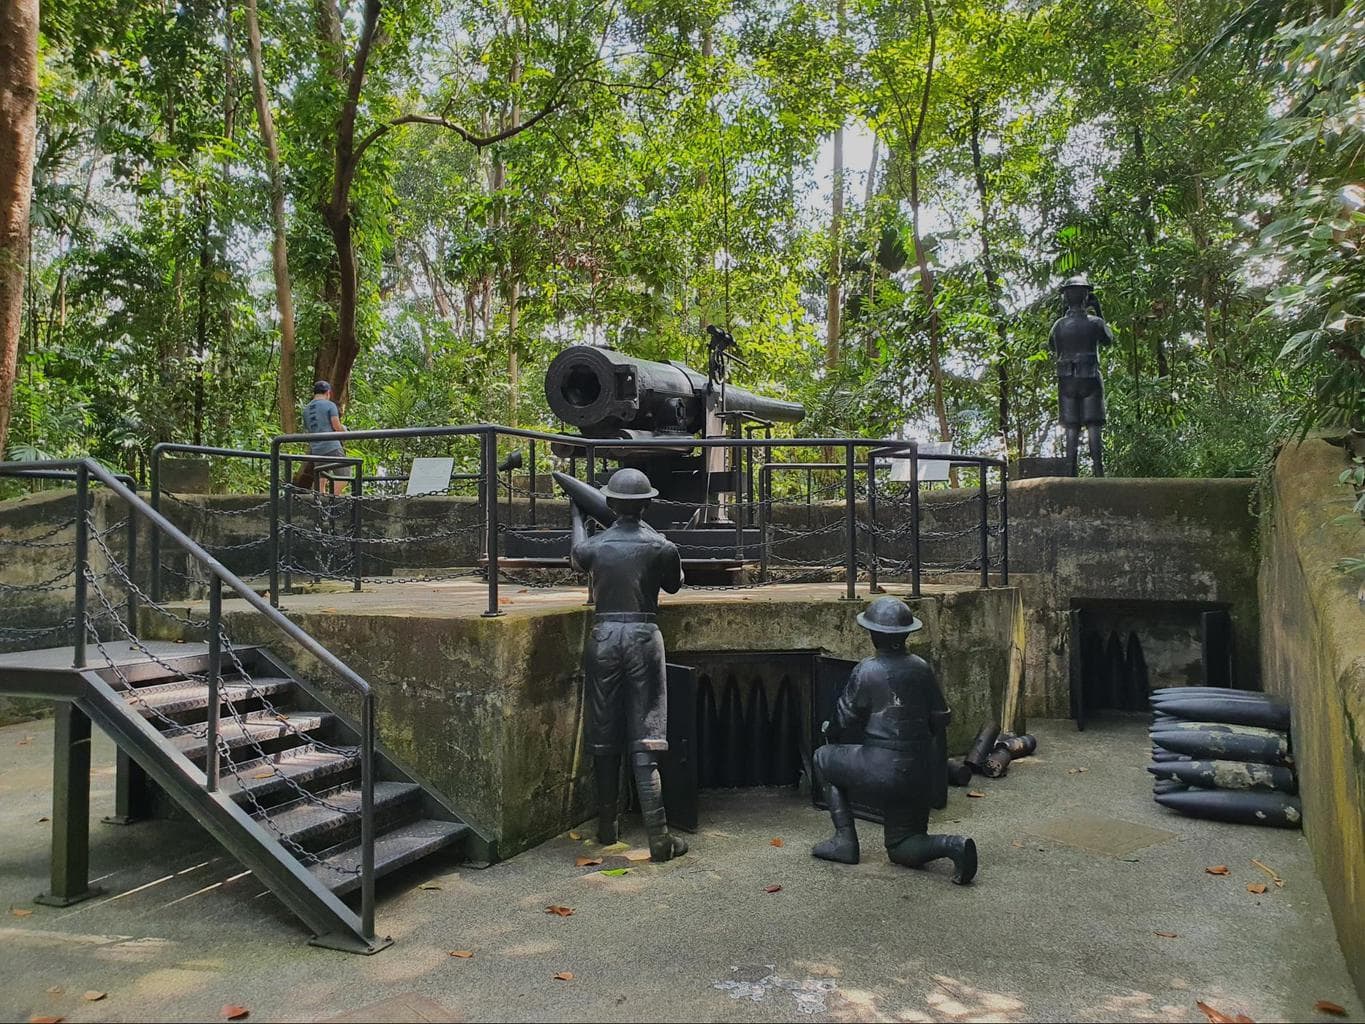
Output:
(501, 340), (805, 573)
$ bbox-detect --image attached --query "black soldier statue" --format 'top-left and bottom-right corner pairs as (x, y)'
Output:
(812, 596), (977, 884)
(568, 468), (689, 862)
(1047, 274), (1113, 476)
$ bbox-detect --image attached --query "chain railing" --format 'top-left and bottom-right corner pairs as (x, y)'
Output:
(0, 457), (382, 944)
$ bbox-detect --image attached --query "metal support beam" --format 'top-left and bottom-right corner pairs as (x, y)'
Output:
(36, 702), (102, 907)
(104, 748), (154, 825)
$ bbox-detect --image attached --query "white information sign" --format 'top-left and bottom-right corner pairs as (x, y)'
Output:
(406, 457), (455, 496)
(888, 441), (953, 483)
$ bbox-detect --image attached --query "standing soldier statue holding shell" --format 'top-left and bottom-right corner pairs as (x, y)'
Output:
(1048, 274), (1113, 477)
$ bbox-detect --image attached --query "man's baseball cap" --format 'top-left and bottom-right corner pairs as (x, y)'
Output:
(314, 381), (332, 394)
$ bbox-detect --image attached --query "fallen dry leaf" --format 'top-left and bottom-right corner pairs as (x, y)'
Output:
(82, 992), (106, 1002)
(567, 831), (583, 841)
(18, 736), (32, 746)
(29, 1016), (63, 1023)
(545, 905), (575, 917)
(448, 950), (474, 959)
(1010, 840), (1024, 848)
(418, 882), (442, 891)
(1314, 1001), (1347, 1016)
(47, 987), (62, 996)
(967, 790), (986, 798)
(1066, 766), (1088, 774)
(11, 907), (33, 917)
(1247, 882), (1268, 895)
(600, 841), (629, 854)
(624, 848), (651, 863)
(1205, 865), (1231, 876)
(1154, 931), (1178, 939)
(764, 884), (782, 893)
(575, 856), (602, 867)
(498, 597), (511, 606)
(1196, 999), (1254, 1023)
(553, 972), (574, 981)
(37, 816), (49, 823)
(221, 1007), (250, 1021)
(770, 837), (784, 847)
(251, 771), (272, 779)
(1251, 859), (1284, 888)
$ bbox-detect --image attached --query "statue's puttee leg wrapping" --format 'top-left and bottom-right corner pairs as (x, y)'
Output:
(811, 744), (861, 864)
(593, 754), (620, 845)
(631, 751), (687, 862)
(1087, 424), (1105, 478)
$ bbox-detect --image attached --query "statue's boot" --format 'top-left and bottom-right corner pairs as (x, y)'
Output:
(632, 752), (688, 862)
(812, 784), (860, 864)
(886, 833), (978, 885)
(594, 754), (620, 845)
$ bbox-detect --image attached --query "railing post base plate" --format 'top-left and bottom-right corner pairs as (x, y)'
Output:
(310, 931), (394, 955)
(35, 886), (103, 908)
(480, 610), (504, 619)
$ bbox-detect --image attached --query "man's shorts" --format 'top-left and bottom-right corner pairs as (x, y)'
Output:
(584, 617), (667, 756)
(308, 446), (351, 478)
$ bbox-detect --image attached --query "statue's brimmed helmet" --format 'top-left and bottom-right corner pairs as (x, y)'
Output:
(600, 468), (659, 501)
(1060, 274), (1092, 292)
(855, 595), (924, 635)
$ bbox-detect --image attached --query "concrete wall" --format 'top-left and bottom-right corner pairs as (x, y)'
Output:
(1006, 477), (1261, 716)
(1259, 439), (1365, 998)
(172, 586), (1017, 857)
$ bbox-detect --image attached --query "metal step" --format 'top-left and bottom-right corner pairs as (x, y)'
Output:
(312, 819), (470, 895)
(122, 676), (296, 717)
(219, 745), (361, 805)
(256, 782), (421, 848)
(168, 711), (330, 761)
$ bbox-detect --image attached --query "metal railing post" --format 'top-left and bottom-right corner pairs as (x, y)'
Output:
(206, 576), (222, 792)
(1000, 463), (1010, 586)
(528, 440), (537, 526)
(351, 466), (362, 592)
(758, 464), (770, 583)
(73, 465), (89, 668)
(149, 451), (162, 603)
(909, 444), (922, 598)
(843, 443), (857, 601)
(269, 446), (281, 607)
(483, 429), (501, 617)
(867, 451), (882, 594)
(360, 692), (376, 940)
(125, 495), (138, 632)
(282, 456), (294, 595)
(979, 467), (990, 589)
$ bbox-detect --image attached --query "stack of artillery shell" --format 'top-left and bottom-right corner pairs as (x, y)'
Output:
(696, 677), (803, 789)
(1147, 687), (1301, 829)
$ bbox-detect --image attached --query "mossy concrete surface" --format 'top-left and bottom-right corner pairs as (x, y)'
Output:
(1259, 439), (1365, 999)
(150, 582), (1016, 857)
(1007, 477), (1260, 717)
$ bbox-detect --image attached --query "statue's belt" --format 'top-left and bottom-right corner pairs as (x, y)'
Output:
(593, 612), (657, 623)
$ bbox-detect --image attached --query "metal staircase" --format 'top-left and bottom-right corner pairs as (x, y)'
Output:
(0, 458), (488, 953)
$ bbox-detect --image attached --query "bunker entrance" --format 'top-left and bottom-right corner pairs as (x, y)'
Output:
(1067, 599), (1235, 730)
(659, 651), (857, 830)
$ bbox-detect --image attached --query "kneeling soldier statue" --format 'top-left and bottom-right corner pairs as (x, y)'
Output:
(813, 596), (978, 884)
(569, 468), (689, 862)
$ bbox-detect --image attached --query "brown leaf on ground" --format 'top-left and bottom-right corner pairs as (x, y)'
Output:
(29, 1016), (63, 1023)
(764, 884), (782, 893)
(1154, 931), (1178, 938)
(18, 736), (32, 746)
(770, 837), (784, 847)
(11, 907), (33, 917)
(419, 882), (442, 890)
(1247, 882), (1268, 895)
(252, 771), (272, 779)
(498, 597), (511, 606)
(553, 971), (574, 981)
(1314, 1001), (1347, 1016)
(1196, 999), (1254, 1023)
(1205, 865), (1231, 876)
(1010, 840), (1024, 848)
(624, 848), (651, 862)
(1251, 859), (1284, 887)
(545, 905), (575, 917)
(967, 790), (986, 798)
(221, 1007), (250, 1021)
(1066, 767), (1088, 774)
(82, 992), (106, 1002)
(46, 987), (62, 996)
(448, 950), (474, 959)
(37, 816), (49, 823)
(567, 831), (582, 841)
(575, 856), (603, 867)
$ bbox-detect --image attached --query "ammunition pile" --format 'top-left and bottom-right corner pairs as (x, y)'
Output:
(695, 677), (803, 789)
(960, 721), (1038, 783)
(1147, 687), (1301, 829)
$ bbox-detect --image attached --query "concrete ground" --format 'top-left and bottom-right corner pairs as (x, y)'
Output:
(0, 717), (1359, 1024)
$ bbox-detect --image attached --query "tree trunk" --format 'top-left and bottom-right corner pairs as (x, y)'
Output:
(968, 102), (1010, 443)
(825, 0), (846, 370)
(247, 0), (299, 431)
(0, 0), (38, 458)
(194, 192), (210, 446)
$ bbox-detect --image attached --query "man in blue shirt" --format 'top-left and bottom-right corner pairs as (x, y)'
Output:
(302, 381), (348, 493)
